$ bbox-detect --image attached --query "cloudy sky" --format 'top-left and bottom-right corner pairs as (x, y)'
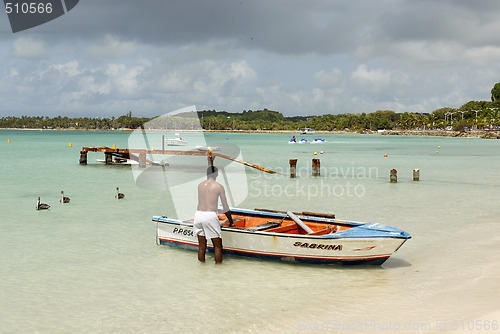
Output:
(1, 0), (500, 118)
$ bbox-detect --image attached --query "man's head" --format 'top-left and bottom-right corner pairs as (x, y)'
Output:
(207, 166), (218, 179)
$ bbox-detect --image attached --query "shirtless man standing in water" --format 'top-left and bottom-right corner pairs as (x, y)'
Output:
(194, 166), (234, 263)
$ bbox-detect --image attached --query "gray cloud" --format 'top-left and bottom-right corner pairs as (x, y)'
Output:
(32, 0), (498, 56)
(2, 0), (500, 117)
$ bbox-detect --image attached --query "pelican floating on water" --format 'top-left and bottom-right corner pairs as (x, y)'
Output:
(115, 187), (125, 199)
(36, 197), (50, 210)
(60, 190), (70, 203)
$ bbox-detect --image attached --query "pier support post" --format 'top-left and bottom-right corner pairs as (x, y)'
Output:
(413, 168), (420, 181)
(289, 159), (297, 178)
(312, 159), (320, 177)
(208, 150), (214, 168)
(390, 169), (397, 183)
(79, 150), (87, 165)
(139, 152), (146, 168)
(105, 153), (112, 164)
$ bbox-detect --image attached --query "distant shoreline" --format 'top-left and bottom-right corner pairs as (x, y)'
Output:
(381, 129), (500, 139)
(0, 127), (349, 134)
(2, 127), (499, 138)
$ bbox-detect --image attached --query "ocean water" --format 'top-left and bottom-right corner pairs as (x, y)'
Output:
(0, 129), (499, 333)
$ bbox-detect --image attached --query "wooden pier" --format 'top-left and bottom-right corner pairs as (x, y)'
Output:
(79, 146), (277, 174)
(80, 146), (167, 167)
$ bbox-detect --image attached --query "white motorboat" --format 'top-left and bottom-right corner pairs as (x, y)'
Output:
(300, 128), (315, 135)
(195, 145), (221, 151)
(96, 158), (139, 165)
(165, 133), (187, 146)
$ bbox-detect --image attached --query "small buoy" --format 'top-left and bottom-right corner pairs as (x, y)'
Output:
(69, 143), (72, 147)
(113, 144), (116, 149)
(438, 146), (441, 149)
(152, 146), (155, 151)
(384, 153), (388, 157)
(413, 168), (420, 181)
(320, 151), (324, 154)
(226, 137), (229, 140)
(40, 129), (43, 132)
(390, 169), (397, 183)
(7, 139), (10, 143)
(314, 152), (317, 155)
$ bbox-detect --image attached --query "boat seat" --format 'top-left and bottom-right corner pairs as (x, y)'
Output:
(246, 221), (281, 231)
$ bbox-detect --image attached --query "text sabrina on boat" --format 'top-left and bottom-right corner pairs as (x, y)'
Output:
(153, 208), (411, 265)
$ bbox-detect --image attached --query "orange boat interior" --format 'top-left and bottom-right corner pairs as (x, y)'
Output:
(213, 212), (351, 235)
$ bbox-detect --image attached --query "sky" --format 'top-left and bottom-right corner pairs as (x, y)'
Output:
(1, 0), (500, 118)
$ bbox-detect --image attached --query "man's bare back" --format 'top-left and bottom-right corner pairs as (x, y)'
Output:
(197, 179), (226, 212)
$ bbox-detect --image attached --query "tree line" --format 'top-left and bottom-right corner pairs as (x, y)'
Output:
(2, 84), (499, 132)
(0, 113), (150, 130)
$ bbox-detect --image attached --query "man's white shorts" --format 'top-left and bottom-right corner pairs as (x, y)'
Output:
(193, 210), (221, 239)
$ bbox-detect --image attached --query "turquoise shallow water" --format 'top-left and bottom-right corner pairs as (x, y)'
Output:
(0, 129), (499, 333)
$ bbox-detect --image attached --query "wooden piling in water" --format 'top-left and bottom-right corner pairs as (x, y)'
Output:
(289, 159), (297, 178)
(208, 150), (214, 169)
(105, 152), (113, 164)
(312, 159), (320, 176)
(413, 168), (420, 181)
(79, 151), (87, 165)
(390, 169), (397, 183)
(139, 152), (146, 168)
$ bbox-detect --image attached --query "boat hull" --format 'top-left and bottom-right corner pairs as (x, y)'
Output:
(153, 209), (410, 265)
(165, 140), (187, 146)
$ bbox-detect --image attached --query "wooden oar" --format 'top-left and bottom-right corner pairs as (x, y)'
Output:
(212, 152), (278, 174)
(287, 211), (314, 234)
(254, 208), (302, 216)
(302, 211), (336, 219)
(148, 149), (278, 174)
(255, 208), (335, 219)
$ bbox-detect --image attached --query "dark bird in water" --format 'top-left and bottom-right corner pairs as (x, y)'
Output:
(36, 197), (50, 210)
(115, 187), (125, 199)
(60, 190), (70, 203)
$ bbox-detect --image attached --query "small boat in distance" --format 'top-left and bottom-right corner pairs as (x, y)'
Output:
(153, 208), (411, 265)
(311, 138), (327, 143)
(96, 158), (139, 165)
(288, 138), (308, 144)
(300, 128), (315, 135)
(165, 133), (187, 146)
(289, 138), (326, 144)
(195, 145), (221, 151)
